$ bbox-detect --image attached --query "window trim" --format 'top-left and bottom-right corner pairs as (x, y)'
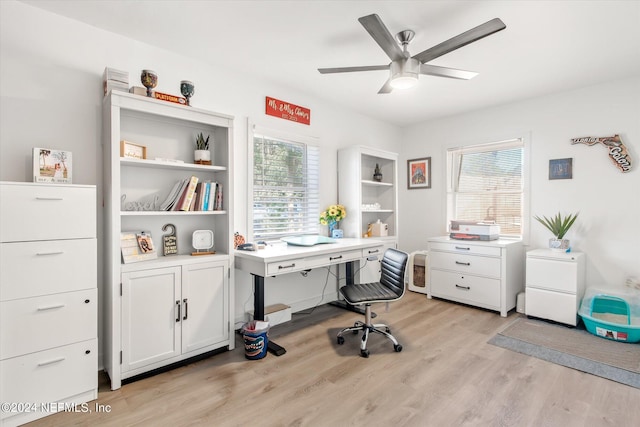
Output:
(445, 134), (530, 243)
(247, 121), (320, 242)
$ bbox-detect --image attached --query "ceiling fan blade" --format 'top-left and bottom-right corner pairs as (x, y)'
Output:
(378, 79), (394, 94)
(318, 65), (389, 74)
(412, 18), (506, 64)
(358, 14), (405, 62)
(420, 64), (478, 80)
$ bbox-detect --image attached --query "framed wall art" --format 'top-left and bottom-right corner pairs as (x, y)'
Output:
(549, 158), (572, 180)
(408, 157), (431, 189)
(120, 140), (147, 159)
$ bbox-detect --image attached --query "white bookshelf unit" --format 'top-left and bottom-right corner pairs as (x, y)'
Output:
(338, 146), (398, 282)
(103, 91), (234, 390)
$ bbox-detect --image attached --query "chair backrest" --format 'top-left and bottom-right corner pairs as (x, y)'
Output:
(380, 248), (409, 298)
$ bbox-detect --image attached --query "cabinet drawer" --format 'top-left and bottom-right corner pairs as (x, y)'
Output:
(266, 250), (361, 275)
(0, 184), (95, 243)
(0, 239), (96, 301)
(429, 241), (501, 257)
(526, 257), (578, 293)
(430, 269), (500, 308)
(1, 289), (97, 359)
(429, 251), (501, 277)
(525, 287), (579, 326)
(0, 339), (97, 415)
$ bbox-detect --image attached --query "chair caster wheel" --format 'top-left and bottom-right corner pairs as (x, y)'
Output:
(360, 349), (370, 358)
(394, 344), (403, 352)
(386, 327), (391, 333)
(337, 336), (344, 345)
(352, 330), (358, 335)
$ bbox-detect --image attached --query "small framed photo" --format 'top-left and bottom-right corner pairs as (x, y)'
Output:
(549, 158), (572, 180)
(120, 140), (147, 159)
(33, 148), (72, 184)
(408, 157), (431, 189)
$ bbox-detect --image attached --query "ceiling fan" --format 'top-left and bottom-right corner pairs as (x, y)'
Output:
(318, 14), (506, 94)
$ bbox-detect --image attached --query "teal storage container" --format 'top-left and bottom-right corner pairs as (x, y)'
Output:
(578, 287), (640, 343)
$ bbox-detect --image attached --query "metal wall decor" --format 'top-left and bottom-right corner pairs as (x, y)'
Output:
(571, 134), (632, 173)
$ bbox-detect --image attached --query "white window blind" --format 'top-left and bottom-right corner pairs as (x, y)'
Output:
(447, 139), (524, 237)
(252, 132), (320, 240)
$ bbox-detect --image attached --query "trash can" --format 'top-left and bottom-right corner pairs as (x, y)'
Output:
(241, 320), (270, 360)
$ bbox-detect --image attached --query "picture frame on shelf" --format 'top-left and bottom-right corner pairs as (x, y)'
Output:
(120, 140), (147, 159)
(407, 157), (431, 189)
(549, 158), (572, 180)
(32, 147), (72, 184)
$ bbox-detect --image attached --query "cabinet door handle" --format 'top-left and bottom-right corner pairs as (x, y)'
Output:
(455, 261), (471, 266)
(455, 284), (471, 290)
(176, 300), (181, 322)
(454, 246), (471, 251)
(37, 304), (65, 311)
(183, 298), (188, 320)
(278, 263), (296, 270)
(37, 357), (66, 367)
(330, 255), (343, 261)
(35, 197), (64, 201)
(36, 251), (64, 256)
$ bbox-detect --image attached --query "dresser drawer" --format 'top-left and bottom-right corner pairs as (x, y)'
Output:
(430, 269), (500, 308)
(0, 184), (95, 242)
(429, 251), (501, 277)
(1, 289), (97, 359)
(0, 239), (96, 301)
(429, 241), (502, 257)
(0, 339), (97, 416)
(526, 257), (579, 293)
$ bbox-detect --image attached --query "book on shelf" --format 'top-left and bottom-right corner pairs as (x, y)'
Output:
(214, 183), (223, 210)
(178, 175), (199, 211)
(129, 86), (151, 96)
(203, 182), (212, 211)
(160, 179), (186, 211)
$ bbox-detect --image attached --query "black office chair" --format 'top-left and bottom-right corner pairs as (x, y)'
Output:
(336, 248), (409, 357)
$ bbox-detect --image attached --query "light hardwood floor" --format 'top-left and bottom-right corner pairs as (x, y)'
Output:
(27, 291), (639, 427)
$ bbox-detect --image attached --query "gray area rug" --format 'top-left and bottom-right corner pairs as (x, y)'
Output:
(488, 316), (640, 388)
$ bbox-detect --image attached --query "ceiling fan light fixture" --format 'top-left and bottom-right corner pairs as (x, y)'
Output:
(389, 58), (420, 89)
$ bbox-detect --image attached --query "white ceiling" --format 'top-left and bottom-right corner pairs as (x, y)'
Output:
(21, 0), (640, 127)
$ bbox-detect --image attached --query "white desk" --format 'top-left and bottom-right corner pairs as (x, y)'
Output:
(235, 238), (384, 355)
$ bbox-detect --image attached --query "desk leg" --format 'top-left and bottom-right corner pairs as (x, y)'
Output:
(252, 274), (286, 356)
(328, 261), (376, 318)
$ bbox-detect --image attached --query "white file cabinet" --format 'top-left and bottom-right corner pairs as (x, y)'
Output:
(427, 236), (524, 317)
(525, 249), (585, 326)
(0, 182), (97, 427)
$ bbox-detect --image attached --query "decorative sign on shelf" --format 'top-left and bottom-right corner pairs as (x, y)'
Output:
(571, 134), (632, 173)
(265, 96), (311, 125)
(162, 223), (178, 256)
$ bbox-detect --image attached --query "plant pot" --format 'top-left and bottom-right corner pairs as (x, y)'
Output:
(549, 238), (570, 252)
(194, 150), (211, 165)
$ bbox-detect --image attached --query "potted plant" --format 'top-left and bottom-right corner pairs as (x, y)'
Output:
(194, 132), (211, 165)
(319, 204), (347, 237)
(534, 212), (579, 252)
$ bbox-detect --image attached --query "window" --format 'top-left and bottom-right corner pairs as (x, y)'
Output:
(250, 130), (320, 240)
(446, 138), (525, 238)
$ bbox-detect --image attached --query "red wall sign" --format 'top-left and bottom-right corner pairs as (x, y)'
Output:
(265, 96), (311, 125)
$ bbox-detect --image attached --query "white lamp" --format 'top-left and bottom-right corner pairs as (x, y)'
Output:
(389, 58), (420, 90)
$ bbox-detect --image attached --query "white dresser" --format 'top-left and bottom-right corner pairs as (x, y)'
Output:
(427, 236), (524, 317)
(0, 182), (97, 427)
(525, 249), (585, 326)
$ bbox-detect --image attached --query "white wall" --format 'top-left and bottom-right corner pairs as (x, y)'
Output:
(0, 1), (401, 366)
(400, 76), (640, 288)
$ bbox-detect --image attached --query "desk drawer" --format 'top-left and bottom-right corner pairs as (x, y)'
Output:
(430, 269), (500, 308)
(0, 339), (97, 415)
(0, 239), (96, 301)
(430, 251), (501, 277)
(1, 288), (97, 359)
(266, 250), (362, 275)
(0, 184), (95, 243)
(430, 241), (501, 257)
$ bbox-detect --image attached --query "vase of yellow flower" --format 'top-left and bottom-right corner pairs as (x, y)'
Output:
(320, 204), (346, 237)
